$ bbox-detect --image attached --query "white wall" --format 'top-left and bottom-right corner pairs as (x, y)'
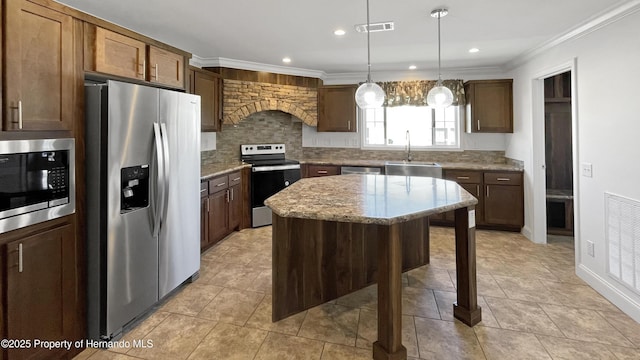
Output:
(507, 8), (640, 321)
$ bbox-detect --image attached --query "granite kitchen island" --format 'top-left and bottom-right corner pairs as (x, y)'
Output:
(265, 174), (481, 360)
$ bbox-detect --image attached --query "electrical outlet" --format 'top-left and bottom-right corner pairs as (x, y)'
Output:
(587, 241), (595, 257)
(582, 163), (593, 178)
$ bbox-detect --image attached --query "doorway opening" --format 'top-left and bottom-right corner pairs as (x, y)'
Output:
(543, 71), (574, 245)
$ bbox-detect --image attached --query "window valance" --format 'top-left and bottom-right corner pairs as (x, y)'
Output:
(378, 80), (465, 107)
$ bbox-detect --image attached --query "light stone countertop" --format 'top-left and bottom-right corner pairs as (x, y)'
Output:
(201, 159), (523, 181)
(265, 174), (478, 225)
(299, 159), (523, 172)
(201, 162), (250, 181)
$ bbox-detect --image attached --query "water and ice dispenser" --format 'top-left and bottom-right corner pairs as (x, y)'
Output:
(120, 165), (149, 213)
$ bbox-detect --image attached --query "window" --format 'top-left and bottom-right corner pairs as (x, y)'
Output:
(361, 105), (461, 149)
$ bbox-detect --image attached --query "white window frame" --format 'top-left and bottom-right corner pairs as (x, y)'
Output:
(359, 105), (462, 151)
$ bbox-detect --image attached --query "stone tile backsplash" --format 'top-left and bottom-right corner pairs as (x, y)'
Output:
(201, 110), (512, 166)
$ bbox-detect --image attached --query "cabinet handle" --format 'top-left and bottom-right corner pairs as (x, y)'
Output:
(155, 64), (159, 79)
(477, 120), (481, 131)
(207, 197), (210, 212)
(200, 188), (207, 194)
(226, 189), (230, 203)
(486, 186), (490, 198)
(216, 182), (226, 187)
(476, 185), (480, 195)
(19, 243), (23, 273)
(18, 100), (23, 129)
(497, 178), (511, 181)
(231, 188), (234, 201)
(317, 170), (328, 174)
(143, 60), (146, 79)
(232, 177), (241, 182)
(457, 176), (470, 180)
(348, 121), (351, 131)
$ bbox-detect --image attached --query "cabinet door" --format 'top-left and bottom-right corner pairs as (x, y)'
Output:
(148, 46), (184, 88)
(484, 185), (524, 226)
(228, 184), (242, 231)
(95, 27), (146, 80)
(317, 85), (357, 132)
(5, 223), (74, 360)
(208, 190), (229, 245)
(201, 196), (210, 249)
(192, 69), (222, 132)
(4, 0), (74, 131)
(466, 80), (513, 133)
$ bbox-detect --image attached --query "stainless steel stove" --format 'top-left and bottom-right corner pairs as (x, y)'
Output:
(241, 144), (301, 227)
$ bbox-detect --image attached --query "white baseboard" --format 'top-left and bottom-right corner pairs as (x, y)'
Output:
(577, 264), (640, 323)
(521, 225), (533, 241)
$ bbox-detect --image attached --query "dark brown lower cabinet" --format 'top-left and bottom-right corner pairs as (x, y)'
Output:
(228, 183), (242, 230)
(3, 219), (77, 360)
(207, 188), (229, 247)
(484, 184), (524, 227)
(433, 169), (523, 231)
(201, 171), (244, 251)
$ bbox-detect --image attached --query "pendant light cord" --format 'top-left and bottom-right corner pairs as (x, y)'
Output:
(366, 0), (372, 83)
(437, 11), (442, 85)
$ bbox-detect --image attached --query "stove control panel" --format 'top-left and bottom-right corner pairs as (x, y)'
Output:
(241, 143), (286, 156)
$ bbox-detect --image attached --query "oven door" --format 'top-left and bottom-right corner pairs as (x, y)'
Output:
(250, 164), (301, 227)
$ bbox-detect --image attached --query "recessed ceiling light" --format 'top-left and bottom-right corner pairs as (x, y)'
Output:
(469, 48), (480, 53)
(282, 57), (292, 63)
(409, 65), (417, 70)
(334, 29), (346, 36)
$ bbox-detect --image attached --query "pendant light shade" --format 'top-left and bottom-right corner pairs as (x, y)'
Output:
(426, 85), (454, 108)
(355, 0), (385, 109)
(426, 8), (453, 108)
(355, 82), (385, 109)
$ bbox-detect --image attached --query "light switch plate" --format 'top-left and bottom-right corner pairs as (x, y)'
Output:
(587, 240), (595, 257)
(581, 163), (593, 178)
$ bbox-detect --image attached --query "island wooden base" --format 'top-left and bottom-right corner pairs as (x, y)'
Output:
(272, 215), (430, 321)
(272, 206), (480, 360)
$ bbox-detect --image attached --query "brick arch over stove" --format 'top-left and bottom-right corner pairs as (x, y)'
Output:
(226, 100), (316, 127)
(222, 79), (318, 127)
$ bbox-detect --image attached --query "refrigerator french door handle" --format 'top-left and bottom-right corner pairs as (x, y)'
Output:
(160, 123), (171, 223)
(153, 123), (165, 237)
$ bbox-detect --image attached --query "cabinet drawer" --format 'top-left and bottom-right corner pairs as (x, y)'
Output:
(208, 175), (229, 193)
(308, 165), (339, 177)
(228, 172), (242, 186)
(200, 181), (209, 197)
(444, 170), (482, 183)
(484, 172), (522, 185)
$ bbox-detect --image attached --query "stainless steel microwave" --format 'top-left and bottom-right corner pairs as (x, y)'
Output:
(0, 138), (76, 234)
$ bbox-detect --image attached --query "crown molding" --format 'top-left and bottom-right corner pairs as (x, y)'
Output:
(323, 67), (507, 85)
(190, 56), (327, 79)
(505, 0), (640, 70)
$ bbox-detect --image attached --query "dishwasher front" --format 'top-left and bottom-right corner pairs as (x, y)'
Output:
(340, 166), (382, 175)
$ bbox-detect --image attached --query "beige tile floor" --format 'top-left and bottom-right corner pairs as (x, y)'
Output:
(75, 226), (640, 360)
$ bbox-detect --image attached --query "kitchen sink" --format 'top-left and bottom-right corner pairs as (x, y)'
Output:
(384, 161), (443, 178)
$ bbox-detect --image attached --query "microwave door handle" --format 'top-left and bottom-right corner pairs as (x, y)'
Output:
(160, 123), (171, 223)
(152, 122), (165, 237)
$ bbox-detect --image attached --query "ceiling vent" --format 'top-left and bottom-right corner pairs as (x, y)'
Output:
(355, 21), (394, 33)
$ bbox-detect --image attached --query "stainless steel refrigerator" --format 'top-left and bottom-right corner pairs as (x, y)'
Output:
(85, 80), (201, 340)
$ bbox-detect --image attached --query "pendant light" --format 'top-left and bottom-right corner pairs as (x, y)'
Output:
(426, 8), (454, 108)
(355, 0), (385, 109)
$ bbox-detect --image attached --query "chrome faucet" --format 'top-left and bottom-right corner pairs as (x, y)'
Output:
(405, 130), (412, 162)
